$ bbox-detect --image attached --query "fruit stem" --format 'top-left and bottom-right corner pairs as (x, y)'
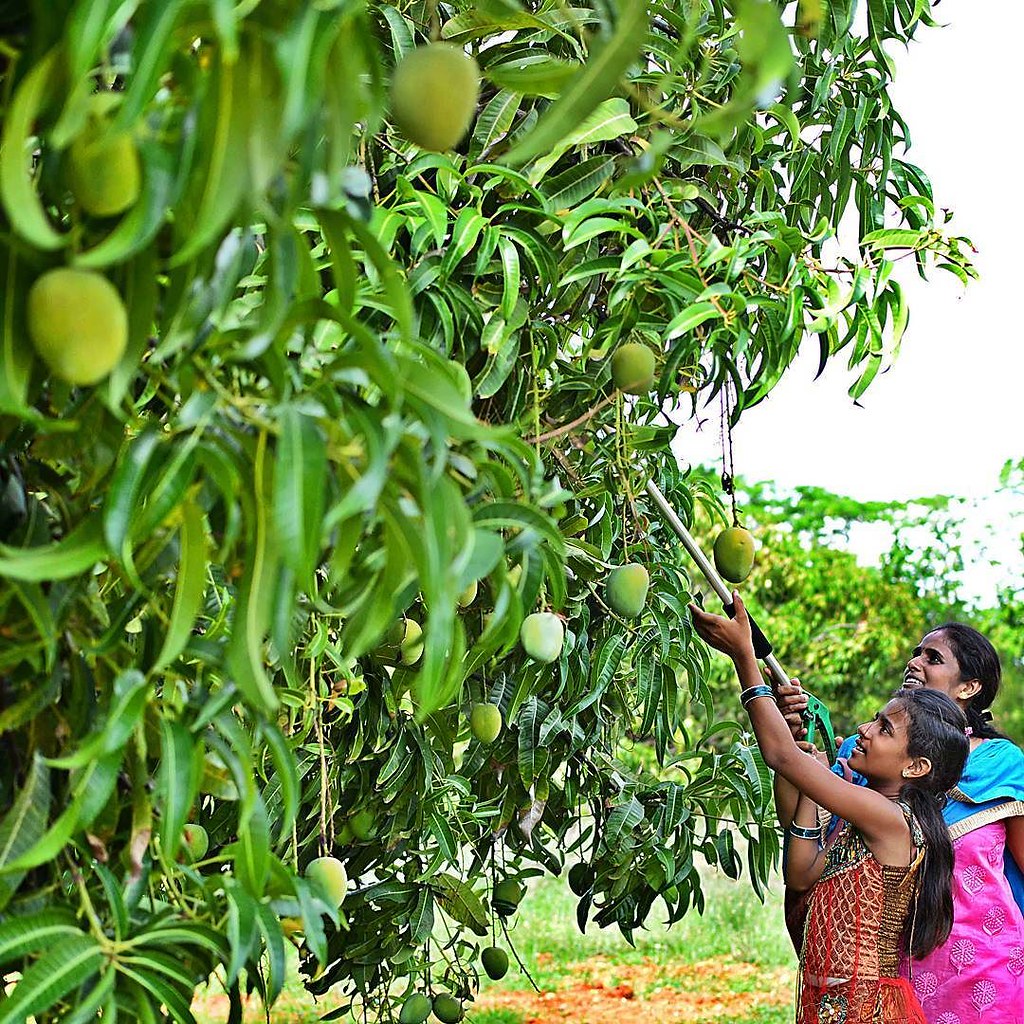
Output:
(525, 392), (616, 445)
(498, 914), (540, 992)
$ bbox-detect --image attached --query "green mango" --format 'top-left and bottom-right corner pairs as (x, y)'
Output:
(567, 862), (595, 896)
(399, 993), (433, 1024)
(306, 856), (348, 907)
(610, 342), (656, 394)
(481, 946), (509, 980)
(492, 877), (525, 916)
(470, 702), (502, 744)
(713, 527), (755, 583)
(431, 993), (464, 1023)
(605, 563), (650, 617)
(520, 612), (564, 663)
(391, 44), (480, 152)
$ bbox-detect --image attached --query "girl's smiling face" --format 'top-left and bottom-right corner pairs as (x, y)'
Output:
(847, 700), (915, 783)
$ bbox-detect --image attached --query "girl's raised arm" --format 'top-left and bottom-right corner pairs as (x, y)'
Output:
(689, 594), (907, 851)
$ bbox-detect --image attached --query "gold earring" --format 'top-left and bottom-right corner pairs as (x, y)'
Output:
(901, 768), (912, 779)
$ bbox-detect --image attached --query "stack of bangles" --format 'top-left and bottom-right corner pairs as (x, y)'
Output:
(740, 684), (775, 709)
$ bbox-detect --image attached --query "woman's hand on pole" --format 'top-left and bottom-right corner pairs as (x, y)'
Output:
(775, 676), (809, 739)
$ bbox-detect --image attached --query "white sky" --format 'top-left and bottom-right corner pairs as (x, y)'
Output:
(673, 1), (1024, 604)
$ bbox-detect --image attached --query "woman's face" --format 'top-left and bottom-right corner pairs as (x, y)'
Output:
(847, 700), (914, 782)
(903, 631), (969, 701)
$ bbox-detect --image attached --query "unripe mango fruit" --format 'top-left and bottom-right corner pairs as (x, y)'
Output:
(181, 823), (208, 861)
(605, 564), (649, 617)
(567, 862), (595, 896)
(391, 44), (480, 151)
(67, 95), (141, 217)
(400, 619), (423, 665)
(399, 993), (433, 1024)
(481, 946), (509, 980)
(431, 993), (464, 1024)
(27, 268), (128, 385)
(611, 342), (656, 394)
(306, 856), (348, 907)
(470, 702), (502, 744)
(492, 877), (525, 916)
(349, 807), (377, 841)
(520, 612), (564, 663)
(713, 527), (755, 583)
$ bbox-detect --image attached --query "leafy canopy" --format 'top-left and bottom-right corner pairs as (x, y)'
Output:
(0, 0), (974, 1020)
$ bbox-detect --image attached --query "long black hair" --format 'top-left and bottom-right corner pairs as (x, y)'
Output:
(929, 622), (1004, 740)
(894, 686), (969, 958)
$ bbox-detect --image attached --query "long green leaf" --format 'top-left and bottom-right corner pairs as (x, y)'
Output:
(2, 752), (121, 873)
(0, 908), (76, 964)
(0, 50), (66, 250)
(273, 407), (326, 584)
(226, 434), (281, 713)
(0, 515), (106, 581)
(428, 873), (488, 936)
(46, 669), (150, 769)
(502, 0), (649, 166)
(0, 933), (103, 1024)
(0, 757), (50, 907)
(153, 500), (209, 671)
(157, 717), (202, 863)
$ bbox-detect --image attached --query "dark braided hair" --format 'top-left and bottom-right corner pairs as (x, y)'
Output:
(928, 623), (1005, 740)
(892, 687), (969, 958)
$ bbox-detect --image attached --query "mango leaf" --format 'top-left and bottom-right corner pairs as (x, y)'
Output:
(171, 49), (251, 264)
(157, 717), (203, 863)
(0, 515), (106, 581)
(226, 434), (281, 713)
(503, 0), (648, 166)
(487, 54), (579, 97)
(603, 795), (644, 849)
(0, 50), (66, 250)
(115, 959), (196, 1024)
(273, 407), (327, 585)
(428, 873), (489, 936)
(0, 757), (51, 909)
(0, 243), (34, 413)
(233, 792), (270, 897)
(153, 500), (209, 671)
(3, 752), (121, 873)
(529, 97), (638, 182)
(46, 670), (150, 769)
(0, 933), (103, 1024)
(0, 909), (77, 965)
(517, 695), (543, 785)
(410, 887), (434, 945)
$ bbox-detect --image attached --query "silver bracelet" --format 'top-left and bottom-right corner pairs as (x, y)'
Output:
(788, 823), (822, 841)
(740, 684), (774, 709)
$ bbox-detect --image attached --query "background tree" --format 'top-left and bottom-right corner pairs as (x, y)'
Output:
(0, 1), (976, 1021)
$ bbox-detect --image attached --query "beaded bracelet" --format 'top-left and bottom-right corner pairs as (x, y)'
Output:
(788, 823), (822, 841)
(740, 684), (775, 709)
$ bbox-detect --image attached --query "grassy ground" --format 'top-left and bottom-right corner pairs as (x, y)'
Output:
(193, 869), (798, 1024)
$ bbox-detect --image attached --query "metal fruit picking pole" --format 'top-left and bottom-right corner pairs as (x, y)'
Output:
(645, 478), (835, 759)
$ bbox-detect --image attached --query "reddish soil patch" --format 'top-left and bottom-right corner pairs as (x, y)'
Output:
(476, 956), (795, 1024)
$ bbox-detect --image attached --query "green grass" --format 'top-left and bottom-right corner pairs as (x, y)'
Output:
(499, 869), (795, 986)
(193, 868), (798, 1023)
(471, 1011), (524, 1024)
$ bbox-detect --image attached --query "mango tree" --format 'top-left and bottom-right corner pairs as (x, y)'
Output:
(0, 1), (974, 1020)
